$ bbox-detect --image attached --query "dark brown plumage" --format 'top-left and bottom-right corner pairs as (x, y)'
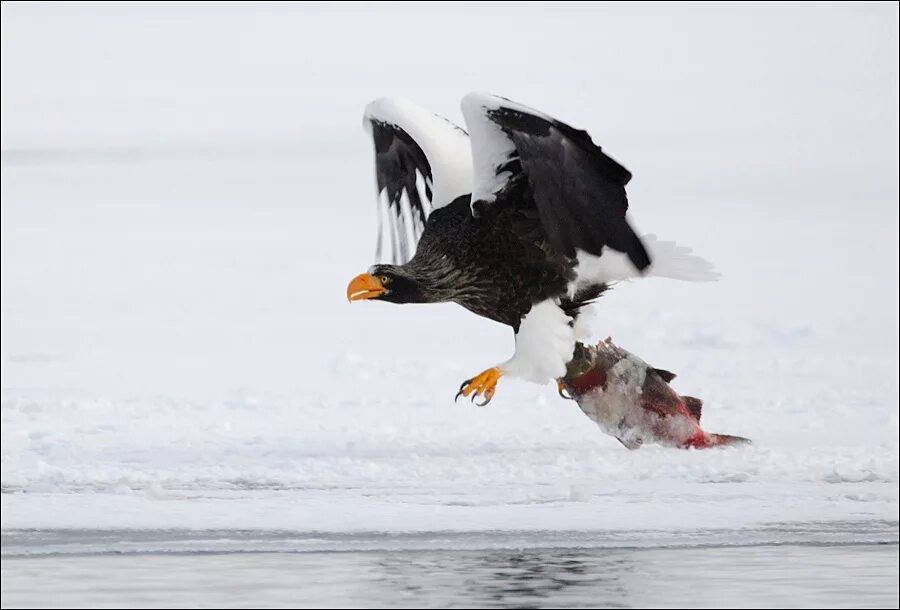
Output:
(362, 97), (643, 333)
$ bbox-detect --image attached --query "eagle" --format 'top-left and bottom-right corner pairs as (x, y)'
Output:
(347, 93), (716, 405)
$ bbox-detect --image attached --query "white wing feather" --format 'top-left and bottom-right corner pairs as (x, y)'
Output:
(364, 97), (472, 209)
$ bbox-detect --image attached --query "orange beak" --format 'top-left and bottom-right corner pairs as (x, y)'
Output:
(346, 273), (386, 301)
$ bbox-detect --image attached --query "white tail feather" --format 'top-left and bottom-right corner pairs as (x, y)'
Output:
(641, 234), (720, 282)
(573, 234), (719, 288)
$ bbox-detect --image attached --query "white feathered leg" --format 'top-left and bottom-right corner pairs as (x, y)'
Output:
(456, 300), (576, 405)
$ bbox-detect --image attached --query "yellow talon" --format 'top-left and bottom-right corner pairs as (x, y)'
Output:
(455, 367), (503, 406)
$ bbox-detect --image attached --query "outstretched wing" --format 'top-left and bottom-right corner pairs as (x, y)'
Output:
(460, 92), (650, 272)
(363, 98), (473, 264)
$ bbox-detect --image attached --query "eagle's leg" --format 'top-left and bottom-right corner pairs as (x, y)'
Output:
(454, 300), (580, 406)
(455, 367), (504, 406)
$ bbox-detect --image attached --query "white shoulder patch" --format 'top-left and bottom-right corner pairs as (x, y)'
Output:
(459, 92), (521, 206)
(503, 299), (575, 383)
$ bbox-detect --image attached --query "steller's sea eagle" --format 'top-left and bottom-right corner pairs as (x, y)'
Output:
(347, 93), (716, 405)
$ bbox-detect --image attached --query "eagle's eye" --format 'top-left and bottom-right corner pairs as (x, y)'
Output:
(378, 275), (391, 286)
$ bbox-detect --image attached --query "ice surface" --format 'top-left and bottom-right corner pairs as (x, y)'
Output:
(1, 3), (898, 545)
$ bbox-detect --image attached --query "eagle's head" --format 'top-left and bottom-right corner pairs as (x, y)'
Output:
(346, 265), (429, 304)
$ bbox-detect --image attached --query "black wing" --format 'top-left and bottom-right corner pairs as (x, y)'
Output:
(368, 119), (432, 263)
(364, 98), (472, 264)
(461, 93), (650, 271)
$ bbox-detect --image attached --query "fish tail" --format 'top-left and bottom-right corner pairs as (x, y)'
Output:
(705, 433), (752, 448)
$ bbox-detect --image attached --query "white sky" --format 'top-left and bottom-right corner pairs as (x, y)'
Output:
(2, 2), (897, 194)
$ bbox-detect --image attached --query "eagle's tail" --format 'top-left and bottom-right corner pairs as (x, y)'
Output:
(571, 234), (719, 288)
(641, 234), (719, 282)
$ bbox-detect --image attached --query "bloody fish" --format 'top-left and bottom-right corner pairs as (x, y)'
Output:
(559, 339), (750, 450)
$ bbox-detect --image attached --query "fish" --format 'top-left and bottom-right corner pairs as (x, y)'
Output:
(559, 339), (750, 450)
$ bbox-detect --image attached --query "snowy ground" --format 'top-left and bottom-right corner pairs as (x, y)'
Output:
(2, 156), (896, 547)
(1, 2), (898, 556)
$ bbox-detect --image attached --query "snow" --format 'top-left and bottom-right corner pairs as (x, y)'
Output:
(1, 2), (898, 550)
